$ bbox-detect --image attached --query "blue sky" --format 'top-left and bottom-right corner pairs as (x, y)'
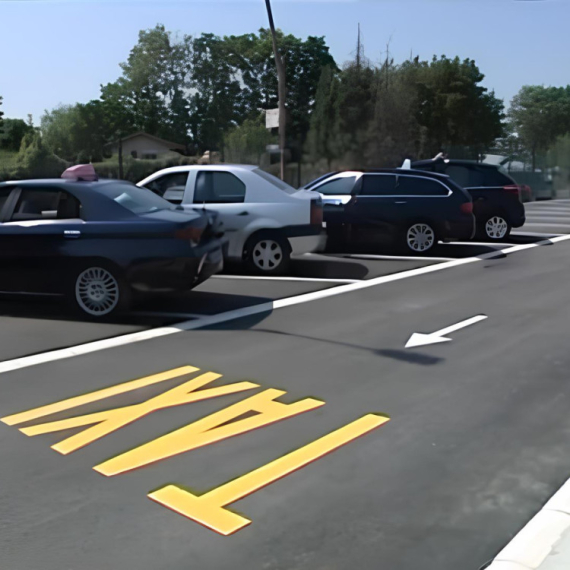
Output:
(0, 0), (568, 123)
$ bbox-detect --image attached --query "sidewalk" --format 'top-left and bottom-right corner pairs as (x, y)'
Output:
(486, 479), (570, 569)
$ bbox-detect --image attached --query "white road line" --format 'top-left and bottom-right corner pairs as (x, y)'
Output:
(522, 222), (570, 229)
(445, 241), (517, 247)
(211, 275), (359, 284)
(512, 231), (563, 237)
(486, 477), (570, 570)
(0, 235), (569, 375)
(340, 253), (455, 262)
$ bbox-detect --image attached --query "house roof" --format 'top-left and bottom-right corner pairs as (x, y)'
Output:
(106, 131), (186, 150)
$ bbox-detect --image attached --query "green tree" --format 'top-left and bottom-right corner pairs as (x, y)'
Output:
(0, 118), (34, 152)
(333, 59), (376, 167)
(225, 113), (275, 164)
(365, 58), (423, 167)
(308, 65), (340, 169)
(189, 33), (244, 154)
(414, 56), (504, 159)
(509, 85), (570, 171)
(10, 131), (68, 179)
(41, 105), (81, 161)
(0, 96), (4, 136)
(101, 24), (193, 144)
(224, 29), (336, 157)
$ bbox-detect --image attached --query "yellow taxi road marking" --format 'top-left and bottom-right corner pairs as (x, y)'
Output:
(1, 234), (569, 376)
(2, 365), (390, 535)
(1, 365), (198, 426)
(149, 413), (389, 535)
(20, 373), (258, 455)
(94, 389), (324, 476)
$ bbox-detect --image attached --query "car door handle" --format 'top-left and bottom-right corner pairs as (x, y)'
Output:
(238, 211), (249, 216)
(395, 201), (407, 204)
(64, 230), (81, 238)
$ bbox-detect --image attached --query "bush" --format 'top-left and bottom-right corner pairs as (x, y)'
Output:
(76, 150), (91, 164)
(9, 133), (68, 180)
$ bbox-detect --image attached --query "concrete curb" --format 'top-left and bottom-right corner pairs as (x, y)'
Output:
(486, 479), (570, 569)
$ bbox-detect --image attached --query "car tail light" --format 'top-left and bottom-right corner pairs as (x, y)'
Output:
(460, 202), (473, 214)
(310, 198), (323, 225)
(503, 185), (521, 199)
(175, 225), (204, 245)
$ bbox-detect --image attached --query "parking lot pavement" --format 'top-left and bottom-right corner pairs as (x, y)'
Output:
(3, 232), (570, 570)
(0, 230), (554, 365)
(516, 199), (570, 235)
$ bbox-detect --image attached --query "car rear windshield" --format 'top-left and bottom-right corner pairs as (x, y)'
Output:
(99, 184), (174, 215)
(253, 168), (297, 194)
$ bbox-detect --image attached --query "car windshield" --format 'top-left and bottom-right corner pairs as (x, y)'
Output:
(252, 168), (297, 194)
(99, 184), (173, 215)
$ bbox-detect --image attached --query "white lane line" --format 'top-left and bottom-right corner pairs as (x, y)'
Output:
(445, 241), (517, 247)
(133, 311), (206, 320)
(512, 231), (563, 237)
(0, 235), (569, 375)
(522, 222), (570, 229)
(486, 477), (570, 570)
(341, 253), (455, 262)
(211, 275), (359, 284)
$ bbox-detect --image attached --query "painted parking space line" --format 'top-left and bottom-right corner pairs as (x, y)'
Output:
(512, 231), (563, 237)
(340, 253), (455, 262)
(0, 234), (569, 375)
(445, 241), (516, 248)
(212, 274), (360, 284)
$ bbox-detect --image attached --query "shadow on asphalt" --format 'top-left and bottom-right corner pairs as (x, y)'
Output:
(0, 290), (275, 327)
(232, 328), (445, 365)
(224, 257), (370, 280)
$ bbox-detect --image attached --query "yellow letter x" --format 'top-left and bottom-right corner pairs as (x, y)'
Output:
(3, 366), (258, 455)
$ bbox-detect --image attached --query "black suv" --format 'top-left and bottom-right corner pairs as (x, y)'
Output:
(304, 169), (475, 254)
(412, 158), (526, 240)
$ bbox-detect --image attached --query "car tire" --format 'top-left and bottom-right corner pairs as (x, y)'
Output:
(478, 214), (511, 241)
(244, 232), (291, 275)
(399, 221), (437, 254)
(69, 263), (131, 319)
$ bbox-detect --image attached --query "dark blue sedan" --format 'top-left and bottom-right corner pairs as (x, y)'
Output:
(0, 169), (224, 318)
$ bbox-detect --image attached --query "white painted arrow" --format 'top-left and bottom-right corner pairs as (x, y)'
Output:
(405, 315), (488, 348)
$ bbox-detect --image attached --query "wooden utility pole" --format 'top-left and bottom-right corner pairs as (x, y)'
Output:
(265, 0), (287, 181)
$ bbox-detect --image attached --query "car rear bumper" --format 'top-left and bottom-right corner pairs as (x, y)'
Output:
(127, 241), (224, 293)
(508, 206), (526, 228)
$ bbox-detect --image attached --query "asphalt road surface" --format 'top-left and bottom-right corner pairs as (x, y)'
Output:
(2, 200), (570, 570)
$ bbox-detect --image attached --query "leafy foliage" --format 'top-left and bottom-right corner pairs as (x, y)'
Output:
(9, 132), (68, 180)
(0, 118), (34, 152)
(508, 85), (570, 170)
(224, 113), (276, 164)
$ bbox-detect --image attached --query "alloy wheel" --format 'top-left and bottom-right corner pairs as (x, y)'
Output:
(406, 224), (435, 252)
(75, 267), (120, 316)
(485, 216), (508, 239)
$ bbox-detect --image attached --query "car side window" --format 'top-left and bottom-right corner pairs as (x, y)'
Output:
(194, 171), (246, 204)
(445, 166), (471, 188)
(144, 172), (188, 202)
(396, 176), (449, 196)
(10, 189), (81, 221)
(315, 177), (356, 195)
(360, 175), (396, 195)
